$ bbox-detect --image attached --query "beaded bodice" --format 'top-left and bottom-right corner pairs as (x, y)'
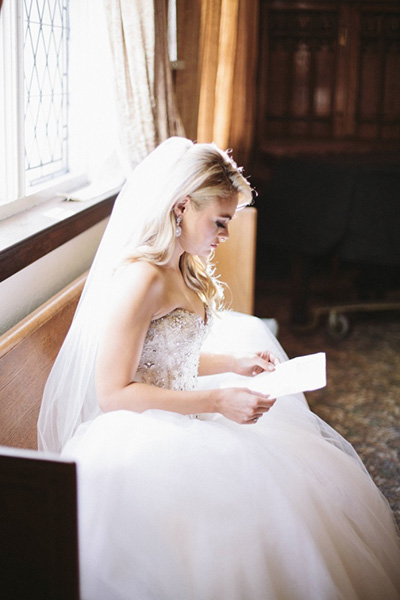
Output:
(135, 308), (212, 391)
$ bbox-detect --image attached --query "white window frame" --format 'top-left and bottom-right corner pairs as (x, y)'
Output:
(0, 0), (121, 222)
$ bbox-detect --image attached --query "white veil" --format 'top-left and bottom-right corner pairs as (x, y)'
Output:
(38, 137), (196, 453)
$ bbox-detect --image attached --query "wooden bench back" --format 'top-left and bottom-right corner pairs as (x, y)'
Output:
(214, 207), (257, 315)
(0, 273), (86, 450)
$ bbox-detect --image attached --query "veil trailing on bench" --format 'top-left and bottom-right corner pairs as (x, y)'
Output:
(38, 137), (198, 453)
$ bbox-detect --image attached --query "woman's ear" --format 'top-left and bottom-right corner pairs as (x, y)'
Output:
(173, 196), (190, 217)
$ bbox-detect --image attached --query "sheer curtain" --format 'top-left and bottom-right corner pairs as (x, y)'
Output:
(103, 0), (184, 171)
(196, 0), (259, 167)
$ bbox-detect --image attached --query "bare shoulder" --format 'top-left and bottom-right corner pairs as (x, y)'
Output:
(109, 261), (166, 320)
(114, 260), (163, 289)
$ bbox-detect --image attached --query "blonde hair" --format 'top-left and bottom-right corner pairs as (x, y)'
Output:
(127, 142), (253, 309)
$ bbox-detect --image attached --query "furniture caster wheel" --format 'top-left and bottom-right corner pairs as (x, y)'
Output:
(327, 312), (349, 339)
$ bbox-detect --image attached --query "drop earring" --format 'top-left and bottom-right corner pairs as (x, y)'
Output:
(175, 215), (182, 238)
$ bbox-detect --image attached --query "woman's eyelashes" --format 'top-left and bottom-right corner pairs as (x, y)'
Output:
(216, 220), (227, 229)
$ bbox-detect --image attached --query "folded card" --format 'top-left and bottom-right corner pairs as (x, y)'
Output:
(221, 352), (326, 397)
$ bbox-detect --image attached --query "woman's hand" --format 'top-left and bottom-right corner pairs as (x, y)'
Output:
(232, 351), (280, 377)
(216, 387), (276, 424)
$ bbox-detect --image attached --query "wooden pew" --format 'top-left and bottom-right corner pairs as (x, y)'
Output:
(0, 447), (80, 600)
(0, 274), (85, 599)
(0, 272), (86, 450)
(0, 207), (257, 451)
(0, 206), (257, 599)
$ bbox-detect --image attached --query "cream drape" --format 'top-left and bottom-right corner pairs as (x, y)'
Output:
(103, 0), (184, 169)
(197, 0), (239, 147)
(196, 0), (259, 167)
(194, 0), (260, 313)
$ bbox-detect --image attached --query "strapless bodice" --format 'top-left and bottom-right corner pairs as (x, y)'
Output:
(135, 307), (212, 391)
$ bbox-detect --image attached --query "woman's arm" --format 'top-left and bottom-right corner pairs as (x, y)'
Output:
(95, 264), (275, 423)
(99, 379), (275, 424)
(199, 350), (280, 377)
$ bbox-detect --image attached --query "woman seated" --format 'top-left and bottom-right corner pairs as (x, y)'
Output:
(38, 137), (400, 600)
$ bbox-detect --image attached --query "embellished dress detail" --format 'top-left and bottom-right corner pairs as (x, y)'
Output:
(135, 308), (211, 391)
(63, 310), (400, 600)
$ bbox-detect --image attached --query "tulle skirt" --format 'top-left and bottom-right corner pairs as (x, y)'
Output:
(63, 312), (400, 600)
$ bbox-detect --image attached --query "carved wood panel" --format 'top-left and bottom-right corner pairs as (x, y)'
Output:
(357, 10), (400, 140)
(263, 7), (338, 140)
(257, 1), (400, 152)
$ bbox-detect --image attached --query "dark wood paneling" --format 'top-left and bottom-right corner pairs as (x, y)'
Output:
(256, 0), (400, 156)
(259, 4), (339, 142)
(0, 451), (80, 600)
(356, 9), (400, 140)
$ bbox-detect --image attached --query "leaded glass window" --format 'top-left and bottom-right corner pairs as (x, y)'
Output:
(24, 0), (69, 188)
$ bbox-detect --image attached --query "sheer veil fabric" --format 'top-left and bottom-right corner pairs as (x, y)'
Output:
(38, 137), (194, 453)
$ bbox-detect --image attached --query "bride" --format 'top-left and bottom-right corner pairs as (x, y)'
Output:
(38, 137), (400, 600)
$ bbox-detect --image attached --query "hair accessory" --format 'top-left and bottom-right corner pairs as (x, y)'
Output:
(175, 215), (182, 237)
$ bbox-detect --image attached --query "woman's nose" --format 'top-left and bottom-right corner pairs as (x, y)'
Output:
(218, 227), (229, 243)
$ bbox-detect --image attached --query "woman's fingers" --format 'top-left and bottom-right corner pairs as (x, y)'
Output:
(251, 351), (280, 375)
(232, 350), (281, 377)
(218, 387), (276, 425)
(247, 389), (275, 404)
(266, 351), (280, 366)
(249, 413), (263, 423)
(245, 389), (276, 422)
(251, 360), (272, 375)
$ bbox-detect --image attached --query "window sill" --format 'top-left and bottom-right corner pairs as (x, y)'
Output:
(0, 192), (118, 283)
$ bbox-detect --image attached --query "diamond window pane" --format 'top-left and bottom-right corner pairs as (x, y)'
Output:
(24, 0), (69, 188)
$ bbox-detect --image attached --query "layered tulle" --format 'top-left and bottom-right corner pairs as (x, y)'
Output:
(63, 312), (400, 600)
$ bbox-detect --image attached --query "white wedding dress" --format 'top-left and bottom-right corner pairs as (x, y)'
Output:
(63, 310), (400, 600)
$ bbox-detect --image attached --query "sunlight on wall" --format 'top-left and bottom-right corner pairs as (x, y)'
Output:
(0, 220), (108, 334)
